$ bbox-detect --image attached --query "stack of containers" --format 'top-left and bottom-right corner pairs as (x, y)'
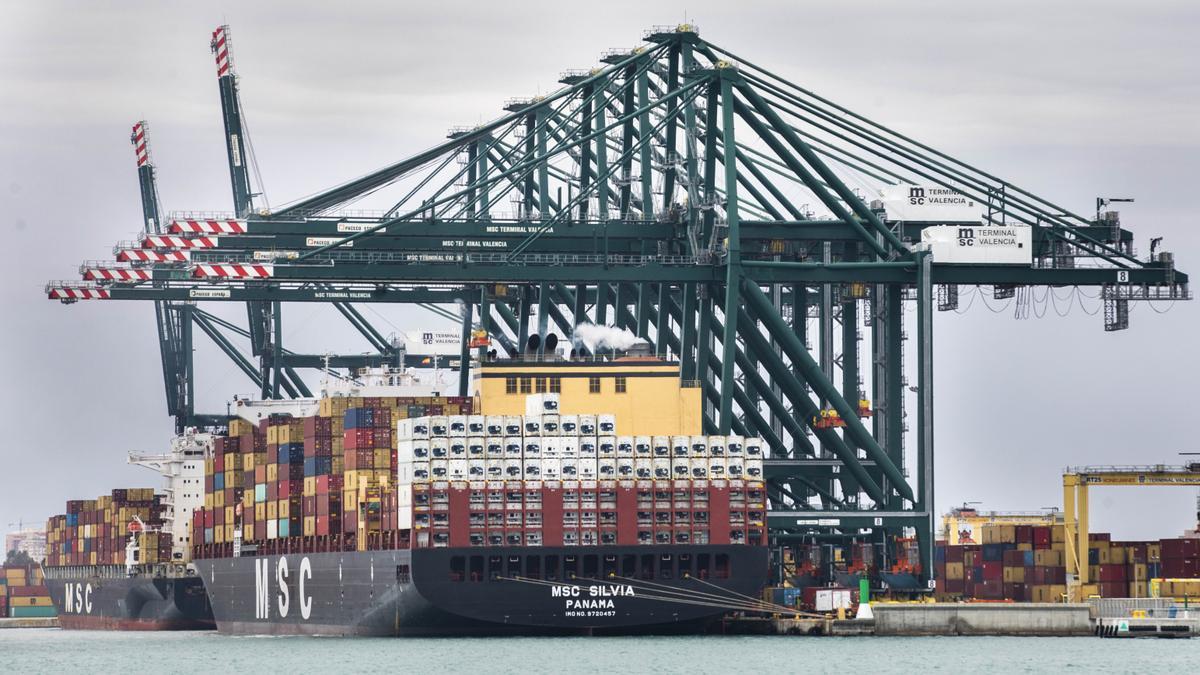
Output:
(1, 566), (54, 618)
(396, 393), (767, 549)
(1161, 538), (1200, 580)
(933, 525), (1198, 600)
(192, 394), (475, 558)
(45, 489), (165, 567)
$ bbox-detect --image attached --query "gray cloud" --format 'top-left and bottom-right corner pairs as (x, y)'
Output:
(2, 0), (1197, 541)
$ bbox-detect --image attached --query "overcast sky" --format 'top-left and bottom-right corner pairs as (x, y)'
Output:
(2, 1), (1198, 543)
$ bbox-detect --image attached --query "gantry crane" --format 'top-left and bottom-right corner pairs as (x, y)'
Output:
(1063, 463), (1200, 600)
(45, 24), (1191, 586)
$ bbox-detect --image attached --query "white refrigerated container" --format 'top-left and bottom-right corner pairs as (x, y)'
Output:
(560, 414), (579, 435)
(412, 461), (431, 483)
(448, 459), (469, 481)
(448, 439), (467, 459)
(504, 437), (523, 459)
(708, 455), (727, 479)
(524, 415), (542, 436)
(430, 438), (449, 459)
(430, 416), (449, 437)
(598, 414), (616, 434)
(635, 435), (653, 457)
(448, 415), (467, 437)
(617, 457), (635, 479)
(467, 415), (486, 435)
(579, 437), (598, 458)
(542, 414), (560, 435)
(707, 435), (726, 457)
(598, 457), (617, 480)
(467, 438), (485, 459)
(598, 436), (617, 457)
(503, 459), (524, 480)
(745, 457), (764, 480)
(726, 456), (745, 479)
(503, 415), (522, 436)
(652, 457), (671, 480)
(617, 436), (635, 457)
(690, 457), (708, 479)
(579, 414), (597, 436)
(672, 457), (691, 479)
(485, 415), (504, 436)
(431, 459), (449, 480)
(726, 434), (744, 456)
(578, 458), (598, 481)
(671, 436), (690, 458)
(691, 435), (709, 458)
(635, 458), (653, 480)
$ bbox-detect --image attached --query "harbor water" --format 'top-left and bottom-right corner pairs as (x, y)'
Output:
(2, 629), (1194, 673)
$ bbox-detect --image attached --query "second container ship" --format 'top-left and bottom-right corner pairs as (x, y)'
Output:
(189, 356), (770, 635)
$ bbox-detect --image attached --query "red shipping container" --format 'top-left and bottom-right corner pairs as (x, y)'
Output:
(1098, 564), (1127, 582)
(944, 545), (965, 564)
(1015, 525), (1033, 545)
(981, 562), (1003, 582)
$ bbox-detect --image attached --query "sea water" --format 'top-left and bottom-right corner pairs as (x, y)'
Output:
(1, 629), (1193, 674)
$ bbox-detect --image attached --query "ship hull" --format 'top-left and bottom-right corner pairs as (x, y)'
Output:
(193, 545), (769, 636)
(44, 572), (215, 631)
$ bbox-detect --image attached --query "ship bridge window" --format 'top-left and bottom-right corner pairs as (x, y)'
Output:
(488, 555), (503, 581)
(506, 377), (518, 394)
(545, 555), (560, 582)
(588, 377), (601, 394)
(696, 554), (710, 580)
(660, 554), (674, 580)
(550, 377), (561, 393)
(615, 377), (627, 394)
(450, 556), (466, 582)
(526, 555), (541, 580)
(715, 554), (730, 579)
(506, 555), (522, 578)
(535, 377), (547, 393)
(564, 555), (579, 580)
(469, 556), (483, 582)
(520, 378), (532, 394)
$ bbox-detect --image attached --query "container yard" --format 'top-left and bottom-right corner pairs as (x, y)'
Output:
(24, 11), (1200, 649)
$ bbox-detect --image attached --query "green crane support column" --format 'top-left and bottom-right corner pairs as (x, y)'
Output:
(458, 301), (473, 396)
(594, 91), (609, 220)
(477, 289), (492, 365)
(679, 282), (697, 381)
(916, 251), (935, 585)
(717, 69), (741, 433)
(476, 137), (490, 218)
(637, 67), (653, 220)
(181, 305), (195, 424)
(271, 301), (282, 399)
(536, 282), (549, 356)
(841, 290), (861, 503)
(791, 283), (809, 457)
(536, 106), (550, 221)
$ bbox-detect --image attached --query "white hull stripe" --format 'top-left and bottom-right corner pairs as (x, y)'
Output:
(168, 219), (246, 234)
(192, 264), (273, 279)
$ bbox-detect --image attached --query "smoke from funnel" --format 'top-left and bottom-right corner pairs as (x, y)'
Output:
(572, 323), (644, 353)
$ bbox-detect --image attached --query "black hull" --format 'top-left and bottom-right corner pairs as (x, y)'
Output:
(193, 545), (769, 636)
(44, 572), (215, 630)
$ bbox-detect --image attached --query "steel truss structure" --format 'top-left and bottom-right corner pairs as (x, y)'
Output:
(47, 24), (1189, 583)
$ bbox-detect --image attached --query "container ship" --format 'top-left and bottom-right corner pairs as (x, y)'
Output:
(189, 357), (770, 635)
(41, 431), (216, 630)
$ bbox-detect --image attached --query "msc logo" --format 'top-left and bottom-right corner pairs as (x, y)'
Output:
(254, 556), (313, 620)
(958, 227), (976, 247)
(63, 582), (93, 614)
(422, 332), (434, 344)
(908, 187), (926, 205)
